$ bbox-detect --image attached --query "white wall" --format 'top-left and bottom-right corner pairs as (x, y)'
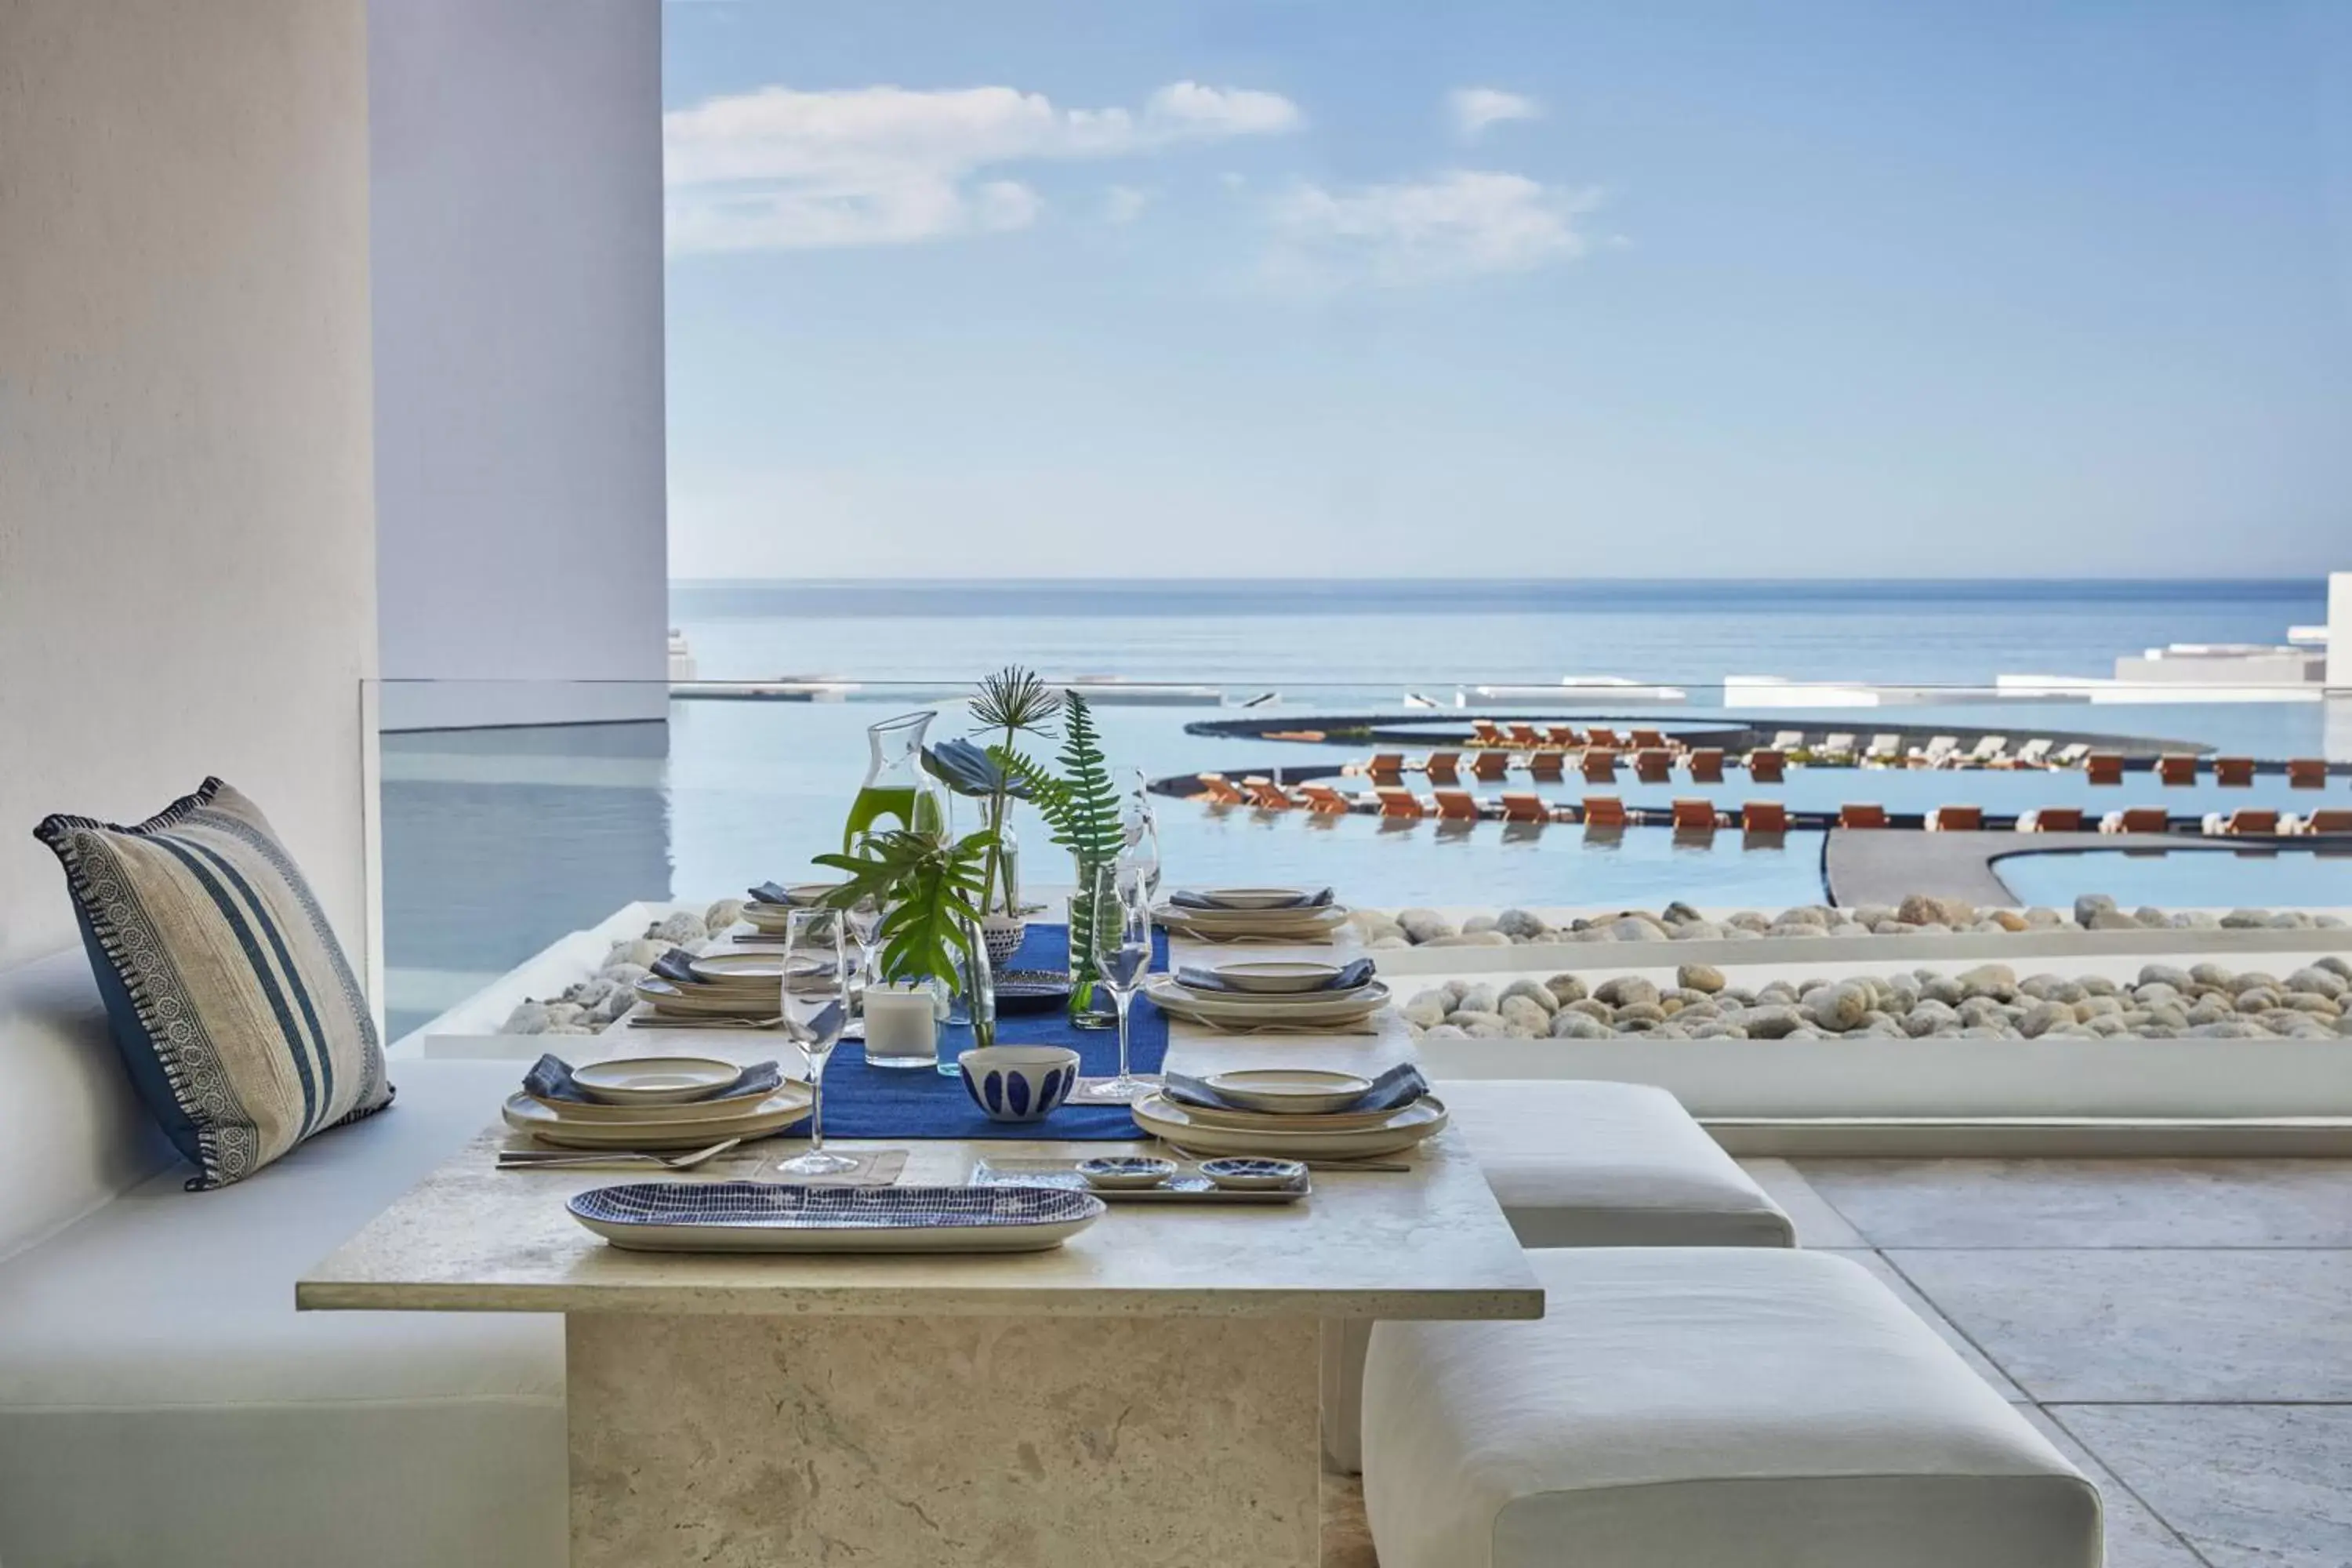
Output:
(2329, 572), (2350, 693)
(0, 0), (379, 971)
(368, 0), (670, 730)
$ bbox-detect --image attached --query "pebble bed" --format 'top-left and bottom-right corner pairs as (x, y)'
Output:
(1356, 895), (2346, 948)
(1403, 957), (2352, 1041)
(497, 899), (746, 1036)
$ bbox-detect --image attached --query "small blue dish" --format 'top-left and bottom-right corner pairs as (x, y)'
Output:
(956, 1045), (1081, 1123)
(1199, 1157), (1309, 1190)
(1076, 1156), (1178, 1190)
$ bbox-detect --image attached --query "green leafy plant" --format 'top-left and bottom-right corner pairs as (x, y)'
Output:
(990, 691), (1127, 1003)
(964, 666), (1062, 919)
(811, 828), (994, 1006)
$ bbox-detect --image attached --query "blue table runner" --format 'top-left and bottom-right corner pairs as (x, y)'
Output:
(815, 923), (1169, 1142)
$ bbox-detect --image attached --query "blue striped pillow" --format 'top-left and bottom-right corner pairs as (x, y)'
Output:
(34, 778), (392, 1189)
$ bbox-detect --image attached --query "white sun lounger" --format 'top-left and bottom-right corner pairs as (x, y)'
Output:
(1864, 733), (1903, 762)
(1769, 730), (1805, 751)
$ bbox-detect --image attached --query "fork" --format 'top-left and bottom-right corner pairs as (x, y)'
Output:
(497, 1138), (743, 1171)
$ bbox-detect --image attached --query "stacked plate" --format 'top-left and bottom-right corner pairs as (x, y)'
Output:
(740, 884), (840, 935)
(633, 951), (833, 1022)
(504, 1056), (813, 1150)
(1144, 957), (1387, 1030)
(1153, 887), (1350, 943)
(1131, 1068), (1446, 1160)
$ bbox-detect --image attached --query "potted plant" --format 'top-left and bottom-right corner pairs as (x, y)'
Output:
(812, 826), (996, 1049)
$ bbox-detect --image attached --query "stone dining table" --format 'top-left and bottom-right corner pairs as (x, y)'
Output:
(300, 942), (1542, 1567)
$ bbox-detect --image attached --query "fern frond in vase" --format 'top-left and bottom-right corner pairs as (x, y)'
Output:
(988, 690), (1127, 1018)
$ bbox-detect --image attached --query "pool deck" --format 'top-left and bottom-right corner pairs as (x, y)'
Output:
(1828, 828), (2189, 906)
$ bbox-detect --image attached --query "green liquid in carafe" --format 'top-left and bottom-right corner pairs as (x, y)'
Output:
(844, 785), (943, 848)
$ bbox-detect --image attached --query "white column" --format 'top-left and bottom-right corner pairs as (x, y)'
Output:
(2328, 572), (2350, 693)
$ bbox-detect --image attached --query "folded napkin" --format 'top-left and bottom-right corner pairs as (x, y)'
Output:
(523, 1054), (784, 1105)
(651, 947), (703, 986)
(1173, 957), (1376, 995)
(1167, 887), (1334, 911)
(1160, 1062), (1428, 1117)
(747, 882), (792, 906)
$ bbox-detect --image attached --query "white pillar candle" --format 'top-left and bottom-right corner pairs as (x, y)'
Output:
(861, 984), (937, 1065)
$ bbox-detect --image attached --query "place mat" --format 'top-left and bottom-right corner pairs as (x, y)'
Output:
(815, 922), (1171, 1142)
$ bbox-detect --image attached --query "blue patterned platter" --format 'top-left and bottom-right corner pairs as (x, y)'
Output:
(568, 1181), (1105, 1254)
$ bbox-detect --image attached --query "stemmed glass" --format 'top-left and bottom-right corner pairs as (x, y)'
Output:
(1121, 770), (1164, 906)
(841, 834), (885, 1035)
(771, 908), (858, 1178)
(1088, 859), (1158, 1103)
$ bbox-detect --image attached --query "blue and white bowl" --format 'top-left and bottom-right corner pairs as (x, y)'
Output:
(957, 1046), (1081, 1123)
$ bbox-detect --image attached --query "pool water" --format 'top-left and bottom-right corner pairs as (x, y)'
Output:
(1994, 846), (2352, 910)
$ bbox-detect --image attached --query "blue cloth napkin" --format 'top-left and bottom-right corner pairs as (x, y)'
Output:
(1160, 1062), (1428, 1116)
(650, 947), (702, 986)
(746, 881), (792, 906)
(1167, 887), (1334, 911)
(522, 1054), (784, 1105)
(1172, 957), (1376, 995)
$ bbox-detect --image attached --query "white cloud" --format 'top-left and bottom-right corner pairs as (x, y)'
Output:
(665, 81), (1301, 252)
(1269, 170), (1600, 286)
(1103, 185), (1151, 223)
(1447, 87), (1542, 140)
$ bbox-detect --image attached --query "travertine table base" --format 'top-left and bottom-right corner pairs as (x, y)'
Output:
(568, 1312), (1323, 1567)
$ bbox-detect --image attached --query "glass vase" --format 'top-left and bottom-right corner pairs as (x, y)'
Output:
(980, 820), (1028, 972)
(1064, 883), (1117, 1030)
(935, 913), (998, 1074)
(844, 710), (950, 849)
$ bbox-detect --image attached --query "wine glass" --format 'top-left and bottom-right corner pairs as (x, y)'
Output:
(1088, 859), (1158, 1103)
(771, 908), (858, 1178)
(841, 835), (886, 1030)
(1120, 769), (1163, 905)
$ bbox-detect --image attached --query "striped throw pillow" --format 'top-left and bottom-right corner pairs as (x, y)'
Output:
(34, 778), (392, 1189)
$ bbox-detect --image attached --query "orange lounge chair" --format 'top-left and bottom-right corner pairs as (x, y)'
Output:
(1527, 751), (1565, 781)
(2104, 807), (2170, 834)
(1366, 752), (1405, 783)
(1242, 776), (1297, 809)
(1469, 719), (1505, 748)
(1374, 787), (1428, 819)
(1746, 750), (1787, 784)
(1926, 805), (1983, 832)
(1671, 798), (1724, 832)
(1686, 748), (1725, 783)
(1470, 750), (1510, 782)
(2214, 757), (2255, 787)
(2021, 807), (2085, 833)
(1741, 801), (1789, 836)
(1194, 772), (1249, 805)
(2085, 753), (2125, 786)
(1433, 789), (1486, 822)
(1587, 727), (1624, 750)
(1298, 782), (1355, 815)
(2204, 808), (2279, 836)
(1634, 749), (1673, 784)
(1544, 725), (1583, 749)
(2300, 809), (2352, 833)
(2157, 754), (2198, 786)
(2288, 759), (2328, 789)
(1500, 791), (1552, 824)
(1424, 751), (1461, 784)
(1838, 804), (1887, 829)
(1507, 724), (1545, 750)
(1631, 728), (1670, 751)
(1581, 750), (1619, 782)
(1581, 795), (1628, 829)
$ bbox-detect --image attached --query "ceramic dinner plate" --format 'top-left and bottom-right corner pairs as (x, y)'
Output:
(571, 1057), (742, 1103)
(634, 978), (783, 1018)
(684, 952), (835, 988)
(1200, 1067), (1375, 1115)
(1180, 887), (1325, 911)
(1145, 977), (1388, 1027)
(1204, 961), (1346, 994)
(503, 1085), (812, 1149)
(1156, 902), (1348, 929)
(1131, 1093), (1446, 1160)
(568, 1182), (1105, 1253)
(525, 1079), (776, 1124)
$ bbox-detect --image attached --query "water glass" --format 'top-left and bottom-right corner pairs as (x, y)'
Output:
(1087, 860), (1158, 1103)
(1121, 769), (1164, 905)
(772, 908), (858, 1177)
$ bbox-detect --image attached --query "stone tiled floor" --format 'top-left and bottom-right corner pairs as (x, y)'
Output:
(1327, 1160), (2352, 1567)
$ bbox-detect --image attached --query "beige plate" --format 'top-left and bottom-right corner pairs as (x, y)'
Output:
(1200, 1066), (1375, 1114)
(503, 1085), (812, 1149)
(1146, 977), (1388, 1026)
(635, 978), (789, 1018)
(1131, 1094), (1446, 1160)
(1206, 960), (1347, 994)
(1156, 902), (1348, 926)
(1178, 887), (1327, 911)
(571, 1055), (742, 1103)
(526, 1079), (776, 1123)
(685, 952), (835, 989)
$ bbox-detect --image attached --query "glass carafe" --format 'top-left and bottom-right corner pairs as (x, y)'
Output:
(844, 711), (950, 848)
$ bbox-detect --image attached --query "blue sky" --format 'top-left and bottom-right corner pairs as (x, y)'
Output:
(662, 0), (2352, 579)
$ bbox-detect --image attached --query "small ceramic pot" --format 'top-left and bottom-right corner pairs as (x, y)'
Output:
(982, 913), (1028, 971)
(956, 1045), (1080, 1123)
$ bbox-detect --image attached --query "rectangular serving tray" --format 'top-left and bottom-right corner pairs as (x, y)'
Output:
(969, 1159), (1311, 1205)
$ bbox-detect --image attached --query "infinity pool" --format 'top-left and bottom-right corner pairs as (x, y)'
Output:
(1995, 846), (2352, 909)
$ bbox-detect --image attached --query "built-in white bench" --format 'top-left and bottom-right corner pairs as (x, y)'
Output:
(0, 950), (564, 1567)
(1364, 1247), (2100, 1568)
(1325, 1078), (1793, 1472)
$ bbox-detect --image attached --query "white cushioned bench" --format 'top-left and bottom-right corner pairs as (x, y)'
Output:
(1324, 1078), (1791, 1472)
(0, 949), (564, 1568)
(1364, 1248), (2100, 1568)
